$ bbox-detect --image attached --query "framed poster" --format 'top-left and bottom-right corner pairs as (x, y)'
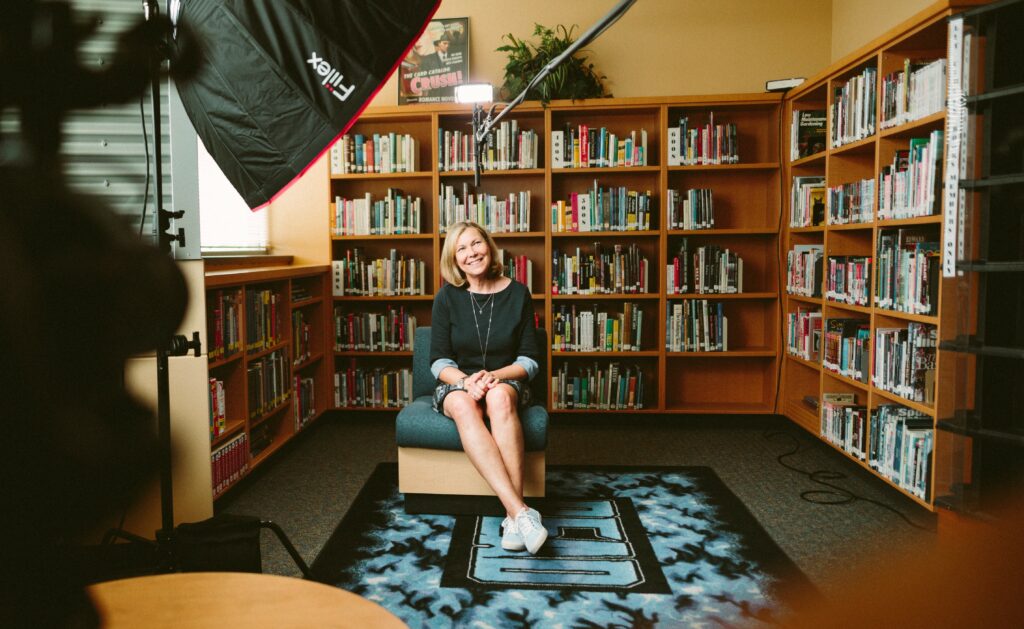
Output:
(399, 17), (469, 105)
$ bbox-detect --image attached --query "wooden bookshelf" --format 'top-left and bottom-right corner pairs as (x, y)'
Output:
(328, 94), (782, 415)
(780, 4), (974, 509)
(204, 265), (331, 499)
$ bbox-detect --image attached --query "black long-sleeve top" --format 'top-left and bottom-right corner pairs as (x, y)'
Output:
(430, 280), (538, 382)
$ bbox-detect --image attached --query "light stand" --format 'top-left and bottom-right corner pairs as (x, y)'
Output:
(465, 0), (637, 185)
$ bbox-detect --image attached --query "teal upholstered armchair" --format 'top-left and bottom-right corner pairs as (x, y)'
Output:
(395, 326), (548, 514)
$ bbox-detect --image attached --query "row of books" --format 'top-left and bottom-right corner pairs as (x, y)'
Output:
(249, 422), (274, 459)
(551, 243), (650, 295)
(878, 130), (943, 220)
(209, 377), (227, 440)
(333, 307), (417, 352)
(820, 392), (867, 460)
(826, 256), (872, 306)
(331, 249), (427, 297)
(873, 323), (937, 405)
(331, 190), (422, 236)
(550, 125), (649, 169)
(438, 121), (539, 171)
(790, 176), (825, 228)
(869, 404), (933, 500)
(211, 432), (248, 497)
(828, 178), (875, 225)
(786, 244), (823, 297)
(667, 188), (714, 230)
(293, 375), (316, 432)
(551, 362), (646, 410)
(790, 109), (826, 160)
(438, 184), (531, 233)
(822, 318), (871, 384)
(292, 310), (313, 365)
(665, 299), (728, 352)
(498, 250), (533, 291)
(245, 288), (284, 353)
(787, 307), (822, 361)
(333, 365), (413, 408)
(875, 229), (940, 315)
(831, 66), (877, 147)
(667, 113), (740, 165)
(551, 302), (644, 352)
(247, 349), (290, 420)
(551, 183), (653, 232)
(207, 288), (242, 361)
(666, 240), (745, 294)
(329, 132), (418, 174)
(880, 58), (946, 129)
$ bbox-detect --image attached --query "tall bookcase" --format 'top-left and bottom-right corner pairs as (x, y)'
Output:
(329, 94), (782, 416)
(205, 265), (331, 498)
(780, 6), (967, 510)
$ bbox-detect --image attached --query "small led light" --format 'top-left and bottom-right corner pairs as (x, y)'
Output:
(454, 83), (493, 104)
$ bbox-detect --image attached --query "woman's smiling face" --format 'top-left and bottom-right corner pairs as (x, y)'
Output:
(454, 227), (490, 280)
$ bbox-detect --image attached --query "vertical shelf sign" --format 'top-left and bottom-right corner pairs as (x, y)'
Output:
(943, 15), (964, 277)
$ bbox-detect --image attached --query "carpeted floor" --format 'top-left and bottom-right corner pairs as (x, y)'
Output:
(218, 413), (937, 601)
(310, 463), (817, 626)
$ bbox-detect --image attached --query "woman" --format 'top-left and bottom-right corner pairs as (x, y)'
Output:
(430, 221), (547, 554)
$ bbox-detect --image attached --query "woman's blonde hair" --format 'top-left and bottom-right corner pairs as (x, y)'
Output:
(439, 221), (503, 286)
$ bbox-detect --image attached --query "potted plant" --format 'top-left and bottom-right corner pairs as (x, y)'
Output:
(496, 23), (611, 104)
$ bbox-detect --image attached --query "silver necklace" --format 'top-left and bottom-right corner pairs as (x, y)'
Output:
(470, 291), (494, 315)
(470, 291), (494, 368)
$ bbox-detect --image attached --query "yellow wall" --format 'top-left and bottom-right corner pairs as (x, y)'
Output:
(830, 0), (935, 61)
(371, 0), (832, 105)
(270, 0), (834, 261)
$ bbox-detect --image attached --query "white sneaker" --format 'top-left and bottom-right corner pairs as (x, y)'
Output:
(500, 516), (526, 551)
(514, 507), (548, 555)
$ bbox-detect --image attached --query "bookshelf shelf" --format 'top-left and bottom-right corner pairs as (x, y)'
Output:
(211, 418), (246, 449)
(553, 350), (660, 357)
(552, 293), (661, 301)
(667, 292), (777, 300)
(666, 228), (777, 236)
(787, 353), (822, 371)
(667, 162), (779, 171)
(873, 308), (939, 325)
(871, 386), (937, 416)
(789, 226), (825, 234)
(551, 230), (660, 238)
(824, 300), (872, 315)
(440, 168), (545, 178)
(292, 352), (324, 372)
(823, 368), (870, 391)
(791, 152), (826, 167)
(333, 350), (414, 357)
(827, 222), (874, 231)
(828, 135), (876, 156)
(291, 297), (323, 309)
(879, 110), (946, 138)
(552, 166), (661, 175)
(333, 405), (405, 412)
(667, 349), (776, 358)
(330, 233), (433, 241)
(209, 353), (242, 370)
(205, 264), (331, 501)
(876, 215), (943, 227)
(332, 295), (434, 302)
(786, 294), (823, 305)
(330, 171), (433, 180)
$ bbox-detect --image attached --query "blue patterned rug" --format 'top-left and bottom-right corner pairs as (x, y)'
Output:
(311, 463), (815, 627)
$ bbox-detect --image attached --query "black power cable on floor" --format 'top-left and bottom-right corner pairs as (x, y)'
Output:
(764, 430), (933, 531)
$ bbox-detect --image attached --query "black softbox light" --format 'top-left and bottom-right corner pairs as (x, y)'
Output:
(173, 0), (439, 210)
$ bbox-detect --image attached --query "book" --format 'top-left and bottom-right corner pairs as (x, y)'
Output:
(794, 109), (827, 159)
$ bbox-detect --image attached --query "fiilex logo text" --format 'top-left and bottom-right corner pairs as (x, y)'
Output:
(307, 52), (355, 102)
